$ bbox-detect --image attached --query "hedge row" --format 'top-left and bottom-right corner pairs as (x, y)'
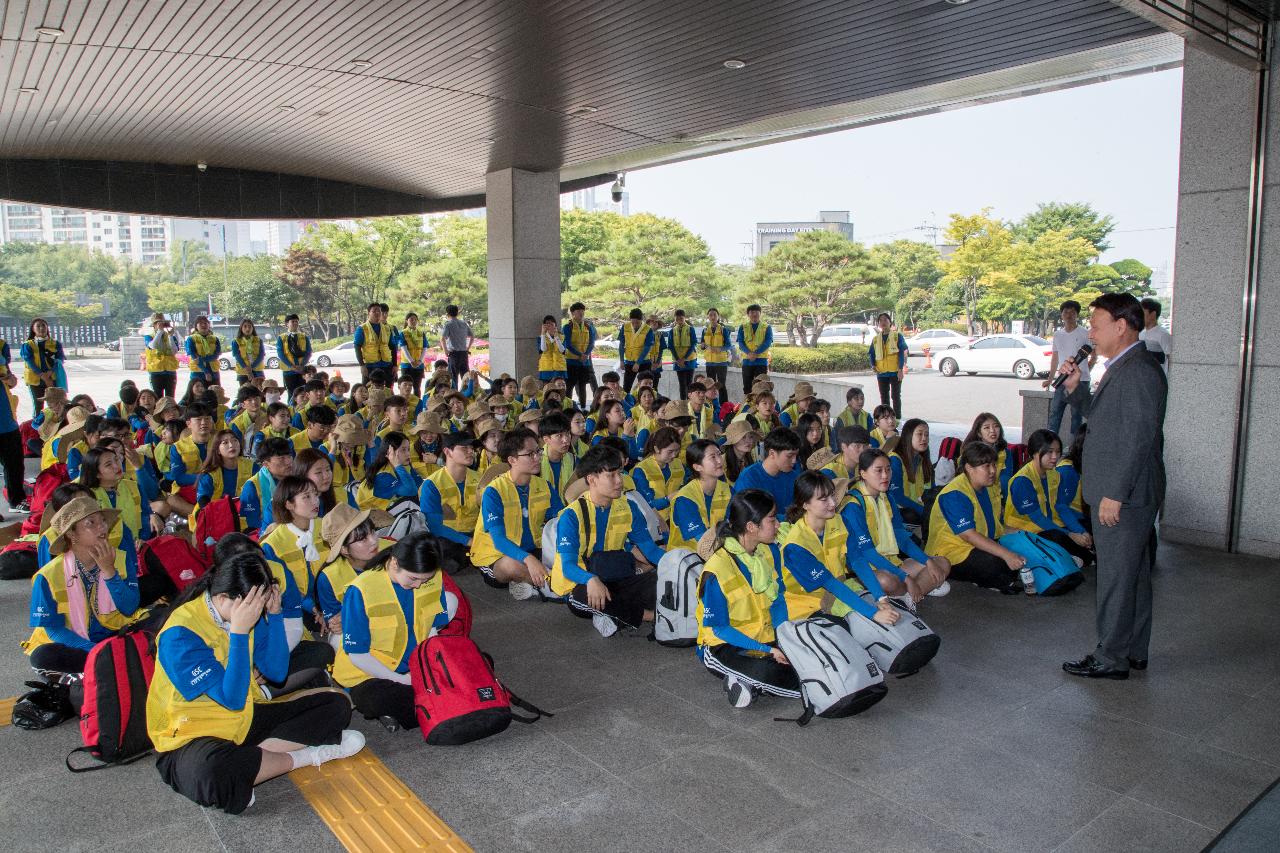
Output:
(769, 344), (870, 374)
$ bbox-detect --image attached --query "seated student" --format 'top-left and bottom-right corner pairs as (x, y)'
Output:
(794, 412), (826, 469)
(1004, 429), (1094, 565)
(294, 448), (341, 516)
(964, 411), (1018, 504)
(34, 483), (95, 567)
(696, 489), (799, 708)
(373, 395), (413, 449)
(470, 428), (563, 601)
(732, 389), (779, 435)
(722, 420), (759, 487)
(811, 398), (832, 448)
(590, 398), (638, 463)
(250, 401), (294, 459)
(79, 445), (147, 567)
(598, 371), (632, 417)
(409, 411), (445, 477)
(290, 404), (336, 457)
(732, 428), (804, 520)
(670, 439), (732, 550)
(196, 429), (255, 513)
(633, 426), (687, 532)
(685, 380), (719, 442)
(538, 413), (577, 501)
(392, 375), (419, 417)
(551, 445), (665, 637)
(569, 409), (590, 459)
(239, 438), (294, 532)
(315, 505), (393, 638)
(778, 382), (816, 429)
(289, 380), (328, 431)
(1056, 425), (1088, 533)
(334, 532), (458, 731)
(815, 425), (871, 481)
(329, 417), (371, 498)
(926, 441), (1028, 595)
(843, 449), (951, 604)
(260, 476), (327, 632)
(147, 548), (363, 815)
(66, 414), (127, 481)
(228, 385), (265, 454)
(418, 433), (480, 574)
(888, 418), (934, 527)
(104, 381), (140, 424)
(778, 472), (900, 626)
(24, 497), (144, 678)
(870, 404), (897, 448)
(631, 386), (660, 450)
(168, 402), (217, 514)
(356, 432), (423, 511)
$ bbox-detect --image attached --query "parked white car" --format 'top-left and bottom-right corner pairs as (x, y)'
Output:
(904, 328), (971, 355)
(314, 341), (361, 368)
(935, 334), (1053, 380)
(814, 323), (874, 346)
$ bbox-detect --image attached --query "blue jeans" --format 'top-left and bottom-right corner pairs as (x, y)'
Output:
(1048, 385), (1090, 439)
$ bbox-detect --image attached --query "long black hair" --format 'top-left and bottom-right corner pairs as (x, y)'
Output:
(79, 445), (123, 490)
(896, 418), (934, 484)
(712, 488), (776, 552)
(1025, 428), (1062, 463)
(364, 530), (442, 576)
(785, 470), (837, 523)
(364, 431), (409, 485)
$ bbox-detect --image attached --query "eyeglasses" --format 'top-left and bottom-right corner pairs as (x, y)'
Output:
(515, 448), (544, 458)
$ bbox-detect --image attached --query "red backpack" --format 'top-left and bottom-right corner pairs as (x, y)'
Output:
(193, 497), (243, 564)
(66, 631), (156, 771)
(438, 573), (472, 637)
(21, 463), (69, 537)
(19, 420), (42, 458)
(411, 635), (548, 745)
(140, 535), (209, 593)
(937, 437), (962, 461)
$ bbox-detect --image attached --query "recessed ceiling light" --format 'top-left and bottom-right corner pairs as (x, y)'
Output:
(278, 104), (296, 112)
(722, 59), (746, 69)
(349, 59), (372, 68)
(35, 26), (64, 38)
(571, 106), (599, 115)
(944, 0), (972, 4)
(314, 110), (330, 117)
(46, 119), (57, 126)
(17, 86), (38, 94)
(469, 46), (496, 59)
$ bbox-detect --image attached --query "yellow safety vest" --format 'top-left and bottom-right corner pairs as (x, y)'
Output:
(822, 457), (853, 481)
(836, 407), (873, 432)
(469, 473), (552, 567)
(893, 452), (928, 503)
(646, 331), (663, 364)
(425, 467), (481, 536)
(279, 332), (311, 371)
(173, 436), (206, 478)
(358, 322), (393, 364)
(1057, 460), (1084, 514)
(318, 540), (393, 613)
(739, 323), (769, 360)
(845, 484), (902, 565)
(92, 482), (141, 549)
(399, 327), (426, 366)
(567, 321), (593, 362)
(670, 324), (695, 361)
(332, 568), (443, 688)
(550, 497), (632, 596)
(635, 456), (688, 524)
(668, 479), (731, 551)
(1004, 461), (1064, 533)
(621, 322), (649, 363)
(146, 598), (257, 752)
(538, 333), (567, 374)
(540, 453), (576, 501)
(331, 452), (365, 493)
(232, 336), (262, 377)
(780, 515), (856, 620)
(260, 520), (326, 604)
(189, 333), (220, 373)
(702, 324), (729, 364)
(696, 546), (780, 649)
(23, 550), (139, 652)
(146, 332), (179, 372)
(870, 333), (901, 375)
(926, 473), (1003, 566)
(23, 338), (60, 387)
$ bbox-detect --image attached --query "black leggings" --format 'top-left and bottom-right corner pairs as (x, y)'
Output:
(150, 372), (178, 398)
(1038, 528), (1094, 565)
(567, 572), (656, 629)
(0, 427), (27, 508)
(877, 375), (902, 419)
(350, 678), (418, 730)
(951, 547), (1020, 592)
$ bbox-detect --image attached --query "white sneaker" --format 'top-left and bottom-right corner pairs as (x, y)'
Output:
(892, 594), (917, 614)
(1071, 556), (1085, 569)
(508, 581), (538, 601)
(310, 729), (366, 766)
(725, 677), (753, 709)
(592, 613), (619, 638)
(927, 581), (951, 597)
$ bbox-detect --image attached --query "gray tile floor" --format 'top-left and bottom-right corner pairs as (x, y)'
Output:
(0, 537), (1275, 853)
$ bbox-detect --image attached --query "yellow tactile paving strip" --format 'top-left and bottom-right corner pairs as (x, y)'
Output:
(0, 696), (15, 726)
(291, 750), (473, 853)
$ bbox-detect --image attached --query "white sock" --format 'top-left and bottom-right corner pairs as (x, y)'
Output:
(288, 747), (317, 770)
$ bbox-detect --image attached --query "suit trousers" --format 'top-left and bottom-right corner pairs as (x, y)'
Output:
(1091, 503), (1156, 668)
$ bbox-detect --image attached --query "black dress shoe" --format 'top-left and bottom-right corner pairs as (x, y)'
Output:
(1062, 654), (1129, 680)
(1128, 658), (1148, 671)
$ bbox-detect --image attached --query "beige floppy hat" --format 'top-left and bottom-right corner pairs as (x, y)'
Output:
(321, 504), (394, 565)
(46, 496), (121, 555)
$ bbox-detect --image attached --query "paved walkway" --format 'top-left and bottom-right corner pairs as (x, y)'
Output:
(0, 538), (1275, 852)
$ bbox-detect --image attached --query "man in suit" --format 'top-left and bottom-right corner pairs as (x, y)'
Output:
(1057, 293), (1167, 680)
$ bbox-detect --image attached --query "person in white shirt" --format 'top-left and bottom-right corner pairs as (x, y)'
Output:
(1138, 298), (1172, 375)
(1043, 300), (1096, 439)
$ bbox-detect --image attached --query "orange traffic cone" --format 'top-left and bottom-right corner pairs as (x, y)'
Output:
(923, 345), (932, 370)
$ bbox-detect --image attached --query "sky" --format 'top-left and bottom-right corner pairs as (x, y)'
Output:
(622, 67), (1184, 289)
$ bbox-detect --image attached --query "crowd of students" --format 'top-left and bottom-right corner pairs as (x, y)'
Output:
(3, 301), (1097, 814)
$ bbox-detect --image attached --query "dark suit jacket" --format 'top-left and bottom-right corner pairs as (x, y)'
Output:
(1081, 341), (1168, 509)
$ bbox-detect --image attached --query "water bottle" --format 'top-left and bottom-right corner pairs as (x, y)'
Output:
(1020, 564), (1036, 595)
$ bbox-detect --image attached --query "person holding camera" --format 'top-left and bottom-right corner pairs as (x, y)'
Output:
(143, 314), (182, 399)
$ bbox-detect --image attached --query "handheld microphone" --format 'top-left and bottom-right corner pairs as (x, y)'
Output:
(1049, 344), (1093, 390)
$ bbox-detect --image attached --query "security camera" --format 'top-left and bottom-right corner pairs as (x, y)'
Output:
(197, 161), (207, 172)
(610, 172), (625, 203)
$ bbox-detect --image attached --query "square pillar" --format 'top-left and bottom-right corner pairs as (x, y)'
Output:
(486, 168), (561, 381)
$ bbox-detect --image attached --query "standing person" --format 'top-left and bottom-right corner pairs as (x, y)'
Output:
(277, 314), (312, 400)
(867, 312), (907, 419)
(700, 308), (732, 402)
(563, 302), (598, 408)
(1060, 293), (1167, 680)
(645, 315), (665, 391)
(232, 319), (265, 387)
(668, 309), (699, 400)
(144, 314), (182, 399)
(396, 312), (427, 397)
(184, 316), (222, 396)
(537, 315), (568, 383)
(21, 317), (66, 413)
(379, 303), (399, 385)
(353, 303), (393, 384)
(0, 363), (27, 513)
(1138, 298), (1172, 376)
(618, 309), (653, 394)
(735, 304), (772, 397)
(440, 305), (473, 391)
(1043, 300), (1095, 439)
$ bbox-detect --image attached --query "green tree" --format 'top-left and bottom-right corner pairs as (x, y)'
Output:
(560, 209), (625, 287)
(303, 216), (427, 329)
(103, 260), (154, 336)
(563, 214), (721, 328)
(163, 240), (217, 285)
(278, 247), (342, 340)
(212, 256), (295, 323)
(1109, 258), (1155, 296)
(735, 231), (890, 346)
(871, 239), (944, 328)
(940, 210), (1014, 335)
(389, 257), (489, 337)
(426, 214), (488, 276)
(1011, 202), (1115, 253)
(1008, 229), (1099, 332)
(147, 280), (206, 317)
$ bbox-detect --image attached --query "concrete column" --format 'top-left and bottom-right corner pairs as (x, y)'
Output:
(486, 168), (561, 380)
(1163, 40), (1280, 558)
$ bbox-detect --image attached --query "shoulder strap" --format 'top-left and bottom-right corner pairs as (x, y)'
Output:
(66, 745), (154, 773)
(577, 497), (592, 552)
(506, 690), (553, 724)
